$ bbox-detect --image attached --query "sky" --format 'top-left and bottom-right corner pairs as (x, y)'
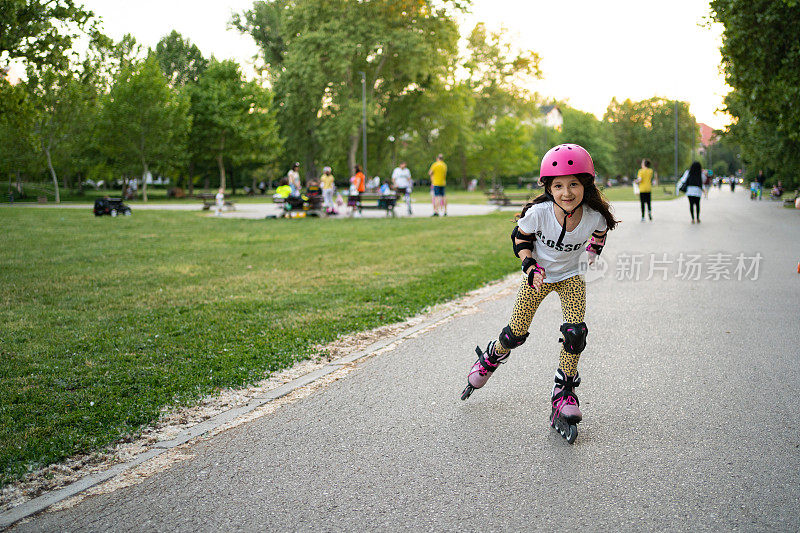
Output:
(78, 0), (731, 129)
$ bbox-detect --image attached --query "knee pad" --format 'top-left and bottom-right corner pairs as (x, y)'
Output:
(559, 322), (588, 354)
(499, 325), (529, 351)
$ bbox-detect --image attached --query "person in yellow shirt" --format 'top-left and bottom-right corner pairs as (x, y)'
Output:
(428, 153), (448, 216)
(635, 159), (657, 221)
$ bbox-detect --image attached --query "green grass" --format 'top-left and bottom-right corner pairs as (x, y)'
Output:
(0, 207), (520, 486)
(598, 185), (676, 202)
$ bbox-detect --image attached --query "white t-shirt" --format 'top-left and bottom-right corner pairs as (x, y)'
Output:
(215, 192), (224, 207)
(392, 167), (412, 189)
(516, 202), (607, 283)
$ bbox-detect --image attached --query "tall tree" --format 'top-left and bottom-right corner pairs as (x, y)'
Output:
(26, 65), (85, 203)
(710, 0), (800, 185)
(97, 56), (190, 201)
(190, 59), (282, 191)
(0, 79), (39, 196)
(234, 0), (463, 179)
(557, 106), (615, 179)
(604, 98), (696, 179)
(0, 0), (99, 72)
(154, 30), (208, 87)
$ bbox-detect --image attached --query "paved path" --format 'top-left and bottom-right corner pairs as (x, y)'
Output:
(12, 189), (800, 531)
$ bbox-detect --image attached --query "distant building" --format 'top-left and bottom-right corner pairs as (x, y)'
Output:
(697, 123), (718, 159)
(538, 105), (563, 131)
(698, 123), (718, 148)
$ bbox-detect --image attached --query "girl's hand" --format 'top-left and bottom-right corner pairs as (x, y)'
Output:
(587, 250), (598, 266)
(525, 266), (544, 291)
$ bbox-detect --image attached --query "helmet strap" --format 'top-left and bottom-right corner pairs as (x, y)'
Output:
(544, 189), (583, 247)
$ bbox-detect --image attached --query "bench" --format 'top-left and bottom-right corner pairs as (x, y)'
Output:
(484, 188), (531, 206)
(344, 192), (397, 217)
(272, 194), (325, 218)
(196, 193), (235, 211)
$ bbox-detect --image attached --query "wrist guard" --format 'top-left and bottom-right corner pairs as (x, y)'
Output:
(511, 226), (535, 258)
(586, 231), (607, 256)
(521, 257), (545, 287)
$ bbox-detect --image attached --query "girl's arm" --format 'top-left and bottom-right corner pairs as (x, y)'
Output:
(512, 226), (545, 290)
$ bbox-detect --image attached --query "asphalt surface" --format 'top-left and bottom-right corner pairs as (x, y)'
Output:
(13, 188), (800, 532)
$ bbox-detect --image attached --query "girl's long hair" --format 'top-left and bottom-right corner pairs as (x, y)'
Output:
(516, 173), (619, 231)
(686, 161), (703, 187)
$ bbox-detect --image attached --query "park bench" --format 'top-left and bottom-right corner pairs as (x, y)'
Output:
(344, 192), (397, 217)
(484, 187), (531, 207)
(196, 193), (235, 212)
(272, 194), (325, 218)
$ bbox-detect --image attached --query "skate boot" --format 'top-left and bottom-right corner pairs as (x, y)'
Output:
(550, 369), (582, 444)
(460, 341), (509, 400)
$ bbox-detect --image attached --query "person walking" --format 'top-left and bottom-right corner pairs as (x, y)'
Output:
(756, 170), (766, 200)
(677, 161), (705, 223)
(635, 159), (656, 221)
(391, 161), (413, 215)
(460, 143), (618, 444)
(320, 166), (336, 215)
(428, 154), (447, 216)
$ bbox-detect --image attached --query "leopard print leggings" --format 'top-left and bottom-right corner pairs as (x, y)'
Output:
(494, 274), (586, 377)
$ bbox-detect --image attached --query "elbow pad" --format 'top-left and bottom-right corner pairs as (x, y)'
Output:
(511, 226), (535, 258)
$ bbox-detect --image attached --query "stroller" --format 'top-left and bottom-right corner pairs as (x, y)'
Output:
(93, 197), (132, 217)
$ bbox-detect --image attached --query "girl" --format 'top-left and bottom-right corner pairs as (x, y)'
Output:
(461, 143), (618, 444)
(677, 161), (704, 223)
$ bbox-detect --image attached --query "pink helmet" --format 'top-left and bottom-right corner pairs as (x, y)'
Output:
(539, 143), (595, 179)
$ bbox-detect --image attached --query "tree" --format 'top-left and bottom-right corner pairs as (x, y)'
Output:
(710, 0), (800, 185)
(604, 98), (697, 179)
(234, 0), (464, 179)
(190, 59), (282, 191)
(154, 30), (208, 87)
(0, 79), (39, 196)
(97, 56), (190, 201)
(453, 23), (544, 186)
(468, 116), (536, 184)
(462, 23), (542, 130)
(557, 106), (615, 179)
(0, 0), (98, 71)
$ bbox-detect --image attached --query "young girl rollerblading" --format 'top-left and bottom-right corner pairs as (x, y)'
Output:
(460, 143), (618, 444)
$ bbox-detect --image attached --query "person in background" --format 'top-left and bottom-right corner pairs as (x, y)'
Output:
(287, 162), (301, 197)
(756, 170), (766, 200)
(320, 166), (336, 215)
(214, 187), (225, 217)
(703, 170), (713, 199)
(676, 161), (705, 223)
(349, 165), (366, 217)
(635, 159), (656, 221)
(391, 161), (413, 215)
(428, 153), (448, 216)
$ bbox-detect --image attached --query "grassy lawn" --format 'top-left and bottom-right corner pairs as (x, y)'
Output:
(0, 207), (520, 486)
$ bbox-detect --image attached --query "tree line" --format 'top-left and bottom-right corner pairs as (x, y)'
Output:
(710, 0), (800, 188)
(4, 0), (747, 203)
